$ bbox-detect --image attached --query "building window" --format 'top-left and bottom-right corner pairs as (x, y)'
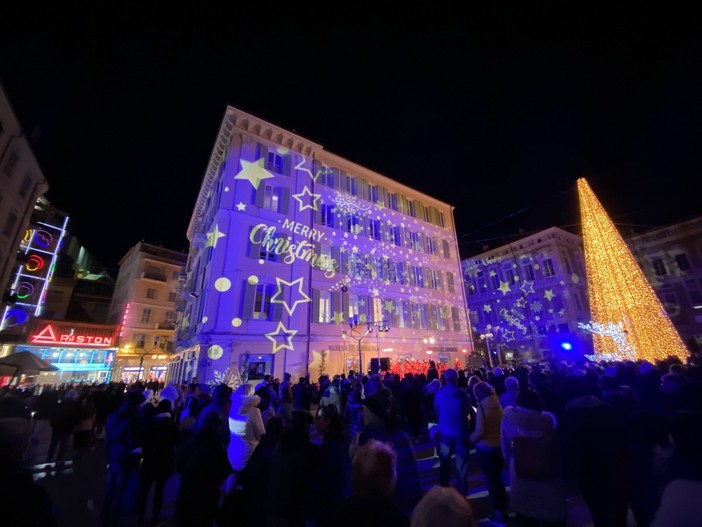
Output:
(18, 173), (32, 198)
(368, 219), (381, 240)
(321, 204), (335, 228)
(390, 226), (402, 246)
(141, 309), (152, 323)
(243, 282), (277, 320)
(2, 212), (18, 238)
(652, 259), (667, 276)
(491, 273), (500, 290)
(675, 253), (691, 273)
(346, 214), (361, 234)
(266, 151), (283, 173)
(168, 292), (177, 302)
(452, 307), (461, 332)
(388, 193), (398, 211)
(505, 268), (517, 285)
(2, 151), (18, 179)
(542, 258), (555, 277)
(446, 272), (456, 294)
(442, 240), (450, 259)
(314, 290), (331, 323)
(255, 184), (289, 213)
(414, 266), (424, 287)
(146, 288), (156, 299)
(522, 263), (535, 281)
(135, 334), (146, 347)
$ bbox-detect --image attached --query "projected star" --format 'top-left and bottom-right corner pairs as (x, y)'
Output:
(520, 281), (535, 295)
(332, 312), (345, 325)
(515, 297), (527, 308)
(293, 157), (317, 181)
(293, 186), (321, 211)
(498, 281), (512, 295)
(206, 224), (226, 248)
(503, 330), (516, 342)
(483, 304), (492, 313)
(234, 158), (274, 189)
(265, 322), (297, 354)
(544, 289), (556, 301)
(270, 277), (311, 316)
(384, 300), (394, 313)
(236, 202), (247, 211)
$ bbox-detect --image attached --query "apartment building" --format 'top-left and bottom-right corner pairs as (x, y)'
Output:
(462, 227), (592, 363)
(170, 106), (473, 384)
(108, 242), (187, 383)
(0, 82), (49, 301)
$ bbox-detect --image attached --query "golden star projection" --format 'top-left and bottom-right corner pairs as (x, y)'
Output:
(235, 158), (274, 189)
(270, 276), (311, 316)
(292, 186), (321, 211)
(205, 224), (226, 248)
(264, 322), (298, 354)
(577, 177), (687, 362)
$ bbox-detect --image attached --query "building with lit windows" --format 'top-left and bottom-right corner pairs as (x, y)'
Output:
(170, 106), (473, 384)
(108, 242), (187, 383)
(0, 82), (49, 307)
(462, 227), (592, 364)
(626, 216), (702, 354)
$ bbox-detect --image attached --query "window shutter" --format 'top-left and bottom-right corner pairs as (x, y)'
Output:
(341, 289), (350, 317)
(243, 282), (255, 318)
(248, 227), (261, 259)
(272, 301), (283, 321)
(338, 169), (347, 191)
(436, 270), (444, 291)
(314, 202), (322, 224)
(280, 187), (290, 214)
(331, 291), (340, 316)
(283, 155), (292, 176)
(256, 143), (268, 164)
(312, 159), (323, 184)
(255, 186), (265, 208)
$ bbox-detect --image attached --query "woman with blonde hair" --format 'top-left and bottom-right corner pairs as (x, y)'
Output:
(411, 485), (476, 527)
(227, 383), (265, 473)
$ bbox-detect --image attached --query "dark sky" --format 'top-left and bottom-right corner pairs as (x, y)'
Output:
(1, 5), (700, 270)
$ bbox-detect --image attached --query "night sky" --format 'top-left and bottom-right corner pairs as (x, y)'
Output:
(1, 5), (700, 271)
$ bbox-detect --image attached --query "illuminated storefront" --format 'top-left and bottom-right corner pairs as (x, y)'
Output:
(10, 320), (118, 384)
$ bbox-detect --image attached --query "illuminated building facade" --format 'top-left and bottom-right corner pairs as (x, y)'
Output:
(0, 199), (68, 336)
(0, 82), (49, 301)
(626, 216), (702, 355)
(171, 106), (472, 384)
(108, 242), (187, 383)
(462, 227), (592, 363)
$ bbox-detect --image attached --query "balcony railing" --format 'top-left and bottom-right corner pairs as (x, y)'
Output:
(142, 271), (167, 282)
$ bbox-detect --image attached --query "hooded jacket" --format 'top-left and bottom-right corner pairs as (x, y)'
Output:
(228, 394), (265, 471)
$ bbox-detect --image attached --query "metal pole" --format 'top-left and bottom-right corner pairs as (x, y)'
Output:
(136, 352), (144, 383)
(358, 337), (363, 376)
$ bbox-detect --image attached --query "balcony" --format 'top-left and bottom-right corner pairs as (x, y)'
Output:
(141, 271), (167, 282)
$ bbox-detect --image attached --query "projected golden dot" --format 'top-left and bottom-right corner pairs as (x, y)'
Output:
(214, 277), (231, 292)
(201, 316), (208, 323)
(232, 318), (242, 327)
(207, 345), (223, 360)
(247, 275), (259, 285)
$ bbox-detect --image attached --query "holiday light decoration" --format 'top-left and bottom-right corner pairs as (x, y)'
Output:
(577, 178), (687, 362)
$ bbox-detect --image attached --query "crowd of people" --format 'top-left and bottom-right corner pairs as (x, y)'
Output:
(0, 353), (701, 527)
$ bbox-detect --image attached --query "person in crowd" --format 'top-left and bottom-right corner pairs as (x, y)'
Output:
(47, 388), (82, 467)
(334, 439), (409, 527)
(400, 373), (423, 442)
(560, 376), (629, 527)
(344, 381), (365, 440)
(265, 410), (319, 526)
(470, 381), (509, 526)
(175, 409), (232, 527)
(137, 399), (178, 527)
(501, 387), (567, 527)
(426, 360), (439, 382)
(230, 416), (284, 527)
(319, 375), (342, 413)
(101, 389), (146, 527)
(651, 410), (702, 526)
(309, 404), (352, 527)
(499, 376), (520, 409)
(363, 373), (384, 397)
(73, 389), (97, 464)
(278, 372), (294, 427)
(411, 485), (476, 527)
(353, 389), (422, 517)
(0, 394), (58, 526)
(196, 383), (233, 449)
(157, 381), (180, 414)
(434, 367), (474, 498)
(292, 376), (312, 414)
(227, 383), (265, 475)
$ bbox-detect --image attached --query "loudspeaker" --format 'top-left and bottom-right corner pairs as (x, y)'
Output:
(370, 357), (391, 373)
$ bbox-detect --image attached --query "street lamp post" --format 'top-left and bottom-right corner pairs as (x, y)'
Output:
(342, 322), (372, 375)
(374, 320), (389, 364)
(135, 336), (161, 383)
(479, 332), (495, 369)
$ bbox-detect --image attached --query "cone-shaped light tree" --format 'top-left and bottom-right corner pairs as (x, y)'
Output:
(577, 178), (688, 363)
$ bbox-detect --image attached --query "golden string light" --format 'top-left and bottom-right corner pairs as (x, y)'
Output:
(577, 178), (688, 363)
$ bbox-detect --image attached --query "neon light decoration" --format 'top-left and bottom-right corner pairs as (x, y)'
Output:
(30, 324), (115, 347)
(25, 254), (45, 272)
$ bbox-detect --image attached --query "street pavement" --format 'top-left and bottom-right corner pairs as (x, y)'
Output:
(27, 417), (626, 527)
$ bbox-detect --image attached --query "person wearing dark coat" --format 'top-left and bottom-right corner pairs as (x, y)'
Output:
(101, 389), (146, 527)
(137, 400), (179, 527)
(47, 389), (82, 465)
(175, 410), (233, 527)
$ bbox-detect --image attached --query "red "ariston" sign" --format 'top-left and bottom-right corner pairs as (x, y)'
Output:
(30, 324), (115, 347)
